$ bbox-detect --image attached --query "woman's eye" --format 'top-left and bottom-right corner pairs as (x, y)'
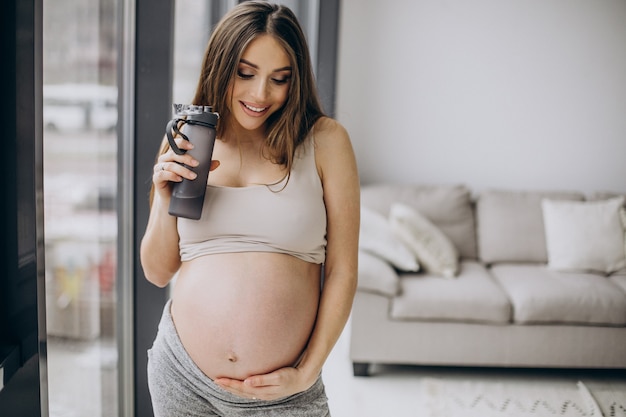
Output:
(237, 71), (254, 79)
(272, 77), (290, 85)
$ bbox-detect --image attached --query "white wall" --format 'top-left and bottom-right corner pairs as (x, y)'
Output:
(336, 0), (626, 194)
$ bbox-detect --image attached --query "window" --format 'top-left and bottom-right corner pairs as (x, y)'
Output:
(43, 0), (119, 415)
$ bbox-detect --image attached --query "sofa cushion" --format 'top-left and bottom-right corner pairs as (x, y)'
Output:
(591, 192), (626, 251)
(359, 206), (419, 271)
(361, 184), (477, 259)
(390, 261), (511, 323)
(476, 190), (584, 264)
(542, 197), (626, 274)
(591, 191), (626, 205)
(610, 274), (626, 294)
(491, 264), (626, 326)
(389, 203), (459, 278)
(357, 250), (401, 297)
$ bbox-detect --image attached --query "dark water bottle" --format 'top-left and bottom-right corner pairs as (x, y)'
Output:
(166, 104), (219, 220)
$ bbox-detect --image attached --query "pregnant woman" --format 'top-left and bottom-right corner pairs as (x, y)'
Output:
(140, 2), (359, 416)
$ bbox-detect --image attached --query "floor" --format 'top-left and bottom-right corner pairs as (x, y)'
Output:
(46, 318), (626, 417)
(47, 336), (118, 417)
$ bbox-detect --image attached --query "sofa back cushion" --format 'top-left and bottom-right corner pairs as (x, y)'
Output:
(476, 190), (585, 264)
(361, 184), (477, 259)
(591, 191), (626, 206)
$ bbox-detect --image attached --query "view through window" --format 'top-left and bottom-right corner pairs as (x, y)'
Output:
(43, 0), (118, 416)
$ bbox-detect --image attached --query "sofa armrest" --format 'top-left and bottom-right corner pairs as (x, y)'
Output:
(357, 250), (401, 297)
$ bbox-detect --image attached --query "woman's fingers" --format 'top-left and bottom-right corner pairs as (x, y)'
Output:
(153, 157), (220, 185)
(160, 142), (198, 169)
(153, 135), (219, 194)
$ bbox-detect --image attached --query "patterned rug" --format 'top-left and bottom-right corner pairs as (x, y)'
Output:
(424, 378), (626, 417)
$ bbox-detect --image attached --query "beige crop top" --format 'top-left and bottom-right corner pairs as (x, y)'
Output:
(177, 136), (327, 264)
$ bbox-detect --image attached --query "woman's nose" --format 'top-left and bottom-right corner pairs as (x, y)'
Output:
(251, 79), (268, 101)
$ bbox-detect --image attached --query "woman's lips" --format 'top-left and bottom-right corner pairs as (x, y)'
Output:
(241, 101), (269, 116)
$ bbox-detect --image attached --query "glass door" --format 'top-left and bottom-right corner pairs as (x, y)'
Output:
(43, 0), (119, 415)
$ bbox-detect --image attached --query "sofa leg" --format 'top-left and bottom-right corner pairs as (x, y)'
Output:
(352, 362), (370, 377)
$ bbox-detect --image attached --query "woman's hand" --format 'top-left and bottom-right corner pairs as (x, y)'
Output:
(142, 136), (220, 286)
(214, 366), (316, 401)
(152, 136), (220, 200)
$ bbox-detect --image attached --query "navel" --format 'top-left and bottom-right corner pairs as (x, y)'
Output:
(226, 351), (238, 363)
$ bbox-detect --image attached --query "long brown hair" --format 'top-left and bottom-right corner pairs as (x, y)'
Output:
(168, 2), (324, 168)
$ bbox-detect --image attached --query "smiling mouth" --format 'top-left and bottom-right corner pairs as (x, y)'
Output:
(242, 102), (269, 113)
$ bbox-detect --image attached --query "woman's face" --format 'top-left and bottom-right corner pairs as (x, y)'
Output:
(227, 34), (292, 134)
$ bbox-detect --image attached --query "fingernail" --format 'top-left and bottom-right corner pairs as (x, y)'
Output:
(190, 172), (197, 179)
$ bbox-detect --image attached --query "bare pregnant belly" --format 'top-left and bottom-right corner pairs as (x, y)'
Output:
(170, 252), (321, 381)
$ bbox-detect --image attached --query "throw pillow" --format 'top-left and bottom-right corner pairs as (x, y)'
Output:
(541, 197), (626, 274)
(359, 206), (420, 272)
(357, 250), (401, 297)
(389, 203), (460, 278)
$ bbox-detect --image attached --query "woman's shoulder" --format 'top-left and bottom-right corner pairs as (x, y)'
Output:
(311, 117), (350, 148)
(310, 117), (356, 177)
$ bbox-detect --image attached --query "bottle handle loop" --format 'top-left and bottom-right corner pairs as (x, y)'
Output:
(166, 118), (190, 155)
(166, 117), (218, 155)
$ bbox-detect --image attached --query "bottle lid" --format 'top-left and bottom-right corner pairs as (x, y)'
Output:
(173, 104), (214, 115)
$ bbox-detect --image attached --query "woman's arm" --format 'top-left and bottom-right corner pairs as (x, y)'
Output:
(140, 192), (182, 287)
(293, 117), (360, 385)
(140, 136), (206, 287)
(215, 118), (360, 399)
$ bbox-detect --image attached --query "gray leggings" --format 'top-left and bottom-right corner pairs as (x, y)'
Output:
(147, 300), (331, 417)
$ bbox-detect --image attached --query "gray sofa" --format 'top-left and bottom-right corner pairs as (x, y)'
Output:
(350, 184), (626, 376)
